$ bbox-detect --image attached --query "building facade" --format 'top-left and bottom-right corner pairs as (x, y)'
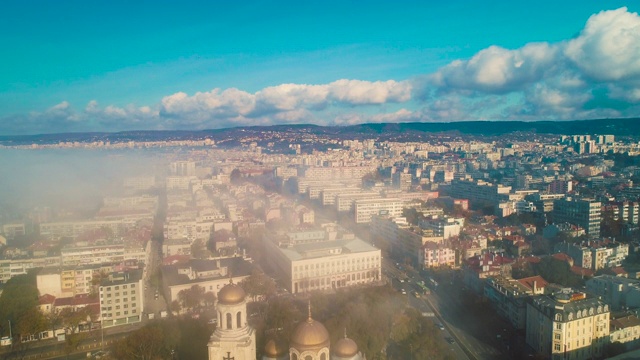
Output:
(526, 290), (609, 360)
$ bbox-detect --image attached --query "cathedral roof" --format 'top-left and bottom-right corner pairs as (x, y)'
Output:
(264, 338), (287, 357)
(290, 302), (330, 350)
(217, 279), (246, 305)
(333, 336), (358, 357)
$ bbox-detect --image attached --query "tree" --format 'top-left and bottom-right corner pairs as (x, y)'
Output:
(178, 285), (205, 313)
(203, 292), (217, 308)
(112, 324), (170, 360)
(534, 257), (583, 287)
(0, 273), (40, 339)
(170, 300), (181, 315)
(112, 318), (208, 360)
(241, 270), (276, 301)
(190, 239), (209, 259)
(402, 207), (421, 226)
(230, 168), (242, 184)
(58, 307), (92, 334)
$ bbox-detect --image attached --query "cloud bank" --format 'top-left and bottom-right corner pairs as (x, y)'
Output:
(3, 7), (640, 134)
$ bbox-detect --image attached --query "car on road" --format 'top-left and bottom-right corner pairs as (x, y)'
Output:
(437, 323), (445, 330)
(445, 337), (455, 344)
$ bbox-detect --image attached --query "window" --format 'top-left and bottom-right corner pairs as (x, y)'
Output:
(555, 333), (561, 340)
(237, 311), (242, 328)
(226, 313), (232, 330)
(554, 344), (561, 351)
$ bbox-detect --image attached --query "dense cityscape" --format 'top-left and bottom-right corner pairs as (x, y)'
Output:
(0, 126), (639, 359)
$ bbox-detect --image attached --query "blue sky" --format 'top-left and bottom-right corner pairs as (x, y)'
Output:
(1, 0), (639, 134)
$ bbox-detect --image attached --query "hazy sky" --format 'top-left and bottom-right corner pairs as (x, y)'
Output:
(1, 1), (639, 134)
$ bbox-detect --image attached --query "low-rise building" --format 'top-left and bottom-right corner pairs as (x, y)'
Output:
(263, 225), (381, 294)
(610, 315), (640, 350)
(161, 257), (252, 305)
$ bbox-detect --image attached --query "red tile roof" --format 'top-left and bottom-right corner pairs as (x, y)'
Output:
(517, 275), (548, 291)
(39, 294), (56, 305)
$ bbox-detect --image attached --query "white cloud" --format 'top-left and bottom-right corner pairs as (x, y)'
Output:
(430, 42), (558, 93)
(255, 83), (328, 111)
(327, 79), (412, 104)
(565, 7), (640, 82)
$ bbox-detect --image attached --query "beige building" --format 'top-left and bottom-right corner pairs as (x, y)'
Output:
(353, 198), (403, 223)
(61, 244), (125, 266)
(263, 227), (381, 294)
(99, 270), (144, 327)
(609, 315), (640, 350)
(161, 258), (252, 305)
(526, 290), (610, 360)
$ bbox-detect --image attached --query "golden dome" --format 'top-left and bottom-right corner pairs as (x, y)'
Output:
(333, 337), (358, 357)
(264, 338), (287, 357)
(290, 318), (330, 350)
(217, 281), (246, 305)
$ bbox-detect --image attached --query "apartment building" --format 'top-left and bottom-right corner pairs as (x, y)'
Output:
(526, 290), (609, 360)
(421, 242), (455, 269)
(99, 270), (144, 327)
(484, 276), (536, 330)
(585, 275), (640, 311)
(447, 179), (512, 206)
(61, 245), (125, 266)
(354, 198), (404, 223)
(335, 191), (382, 212)
(554, 242), (593, 270)
(420, 216), (464, 240)
(39, 219), (137, 240)
(0, 256), (60, 284)
(552, 198), (601, 237)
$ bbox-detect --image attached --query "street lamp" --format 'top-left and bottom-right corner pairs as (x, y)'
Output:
(8, 320), (12, 344)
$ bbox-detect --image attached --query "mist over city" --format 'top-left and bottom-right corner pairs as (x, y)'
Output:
(2, 1), (640, 360)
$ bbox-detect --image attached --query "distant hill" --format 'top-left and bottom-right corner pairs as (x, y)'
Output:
(0, 118), (638, 145)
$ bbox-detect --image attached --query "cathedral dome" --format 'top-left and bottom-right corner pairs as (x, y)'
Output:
(333, 337), (358, 357)
(217, 281), (246, 305)
(264, 338), (287, 357)
(290, 318), (330, 350)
